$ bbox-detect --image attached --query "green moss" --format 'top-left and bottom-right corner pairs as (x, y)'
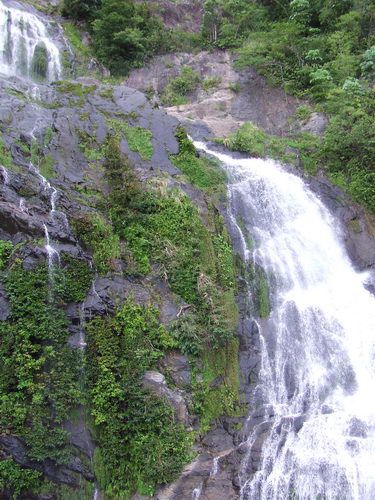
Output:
(258, 272), (270, 319)
(171, 127), (227, 194)
(54, 80), (96, 105)
(98, 87), (114, 100)
(39, 154), (56, 179)
(6, 87), (29, 102)
(0, 134), (21, 173)
(31, 42), (49, 82)
(107, 119), (153, 160)
(191, 338), (242, 433)
(77, 130), (105, 162)
(43, 127), (54, 147)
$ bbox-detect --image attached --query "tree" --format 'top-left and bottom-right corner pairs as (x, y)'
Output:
(61, 0), (101, 21)
(92, 0), (166, 74)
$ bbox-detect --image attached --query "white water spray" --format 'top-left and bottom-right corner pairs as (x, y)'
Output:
(0, 165), (10, 185)
(210, 456), (220, 477)
(0, 0), (61, 81)
(191, 482), (203, 500)
(194, 141), (375, 500)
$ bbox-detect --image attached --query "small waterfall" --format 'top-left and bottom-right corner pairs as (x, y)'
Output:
(0, 165), (10, 185)
(210, 456), (220, 477)
(0, 0), (61, 81)
(19, 197), (26, 212)
(191, 483), (203, 500)
(194, 142), (375, 500)
(43, 222), (59, 294)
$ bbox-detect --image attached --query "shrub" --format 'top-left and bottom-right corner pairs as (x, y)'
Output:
(72, 213), (120, 274)
(161, 67), (200, 106)
(0, 240), (13, 271)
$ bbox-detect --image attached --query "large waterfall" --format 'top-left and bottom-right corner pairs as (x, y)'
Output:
(0, 0), (61, 81)
(195, 142), (375, 500)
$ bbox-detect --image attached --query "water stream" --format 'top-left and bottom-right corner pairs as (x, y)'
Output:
(0, 0), (61, 81)
(194, 141), (375, 500)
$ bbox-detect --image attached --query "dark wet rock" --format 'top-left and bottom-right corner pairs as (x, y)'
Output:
(201, 426), (234, 453)
(308, 174), (375, 272)
(0, 282), (10, 320)
(159, 351), (191, 387)
(142, 371), (189, 424)
(64, 406), (95, 459)
(0, 434), (94, 486)
(300, 112), (328, 136)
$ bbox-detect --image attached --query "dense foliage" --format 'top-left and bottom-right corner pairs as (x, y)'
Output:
(86, 300), (191, 497)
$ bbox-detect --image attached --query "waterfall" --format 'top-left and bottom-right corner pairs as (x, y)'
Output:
(0, 165), (10, 185)
(0, 0), (61, 81)
(210, 456), (220, 477)
(194, 142), (375, 500)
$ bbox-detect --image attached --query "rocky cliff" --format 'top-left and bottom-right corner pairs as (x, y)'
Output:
(1, 1), (374, 499)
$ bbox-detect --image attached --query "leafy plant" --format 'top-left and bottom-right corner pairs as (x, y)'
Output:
(86, 300), (191, 497)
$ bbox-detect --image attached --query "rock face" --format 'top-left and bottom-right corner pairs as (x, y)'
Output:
(142, 371), (189, 424)
(126, 51), (324, 138)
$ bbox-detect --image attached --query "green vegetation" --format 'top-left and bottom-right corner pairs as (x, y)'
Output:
(258, 272), (270, 318)
(0, 459), (41, 498)
(91, 0), (167, 74)
(62, 0), (202, 74)
(86, 300), (192, 497)
(61, 0), (101, 21)
(191, 338), (241, 433)
(72, 213), (120, 274)
(161, 66), (200, 106)
(202, 75), (222, 92)
(0, 133), (21, 173)
(39, 154), (56, 179)
(54, 80), (96, 105)
(31, 42), (49, 82)
(219, 121), (319, 172)
(0, 262), (82, 465)
(56, 255), (94, 302)
(171, 127), (227, 194)
(0, 240), (13, 271)
(107, 119), (154, 160)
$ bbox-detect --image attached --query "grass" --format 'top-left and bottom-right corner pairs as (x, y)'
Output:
(171, 127), (227, 195)
(202, 76), (221, 92)
(107, 119), (154, 160)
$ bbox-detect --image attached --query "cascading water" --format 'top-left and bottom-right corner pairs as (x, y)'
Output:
(194, 141), (375, 500)
(0, 0), (61, 81)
